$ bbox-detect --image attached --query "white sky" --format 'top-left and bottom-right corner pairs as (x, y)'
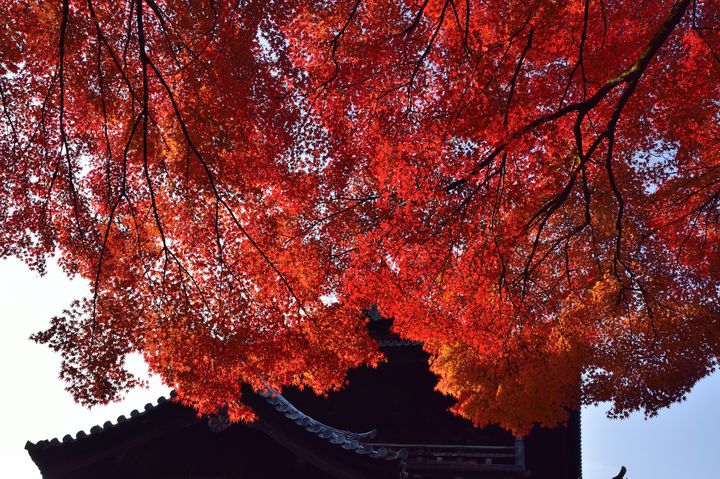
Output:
(0, 256), (717, 478)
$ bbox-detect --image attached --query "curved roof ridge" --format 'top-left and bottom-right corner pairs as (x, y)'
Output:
(27, 386), (409, 462)
(25, 392), (175, 450)
(260, 386), (407, 461)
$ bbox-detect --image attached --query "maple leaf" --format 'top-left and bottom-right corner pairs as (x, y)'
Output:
(1, 0), (719, 434)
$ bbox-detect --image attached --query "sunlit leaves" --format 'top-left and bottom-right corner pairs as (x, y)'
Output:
(1, 0), (720, 434)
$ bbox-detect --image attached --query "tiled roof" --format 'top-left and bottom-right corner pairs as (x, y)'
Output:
(26, 387), (407, 462)
(259, 386), (407, 461)
(25, 392), (177, 451)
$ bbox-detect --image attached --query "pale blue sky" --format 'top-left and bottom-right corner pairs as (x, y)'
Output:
(0, 257), (717, 478)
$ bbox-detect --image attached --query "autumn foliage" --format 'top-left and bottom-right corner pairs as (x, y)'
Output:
(1, 0), (720, 434)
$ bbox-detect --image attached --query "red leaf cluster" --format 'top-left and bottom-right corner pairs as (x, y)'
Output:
(1, 0), (719, 434)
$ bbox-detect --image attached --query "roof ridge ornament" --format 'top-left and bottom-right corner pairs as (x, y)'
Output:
(208, 405), (232, 433)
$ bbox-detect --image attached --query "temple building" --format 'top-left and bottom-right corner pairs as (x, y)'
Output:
(26, 316), (582, 479)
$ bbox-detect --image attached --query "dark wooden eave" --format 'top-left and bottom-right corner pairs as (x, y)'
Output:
(26, 328), (579, 479)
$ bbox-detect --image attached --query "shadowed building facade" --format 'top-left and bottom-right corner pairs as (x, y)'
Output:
(27, 318), (582, 479)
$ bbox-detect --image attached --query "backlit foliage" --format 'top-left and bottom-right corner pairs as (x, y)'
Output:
(1, 0), (719, 434)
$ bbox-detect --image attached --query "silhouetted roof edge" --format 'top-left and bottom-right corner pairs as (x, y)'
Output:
(25, 386), (408, 463)
(260, 386), (407, 461)
(25, 391), (176, 451)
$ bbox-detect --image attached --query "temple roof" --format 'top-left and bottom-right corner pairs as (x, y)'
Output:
(26, 388), (407, 463)
(25, 317), (415, 455)
(259, 386), (407, 461)
(26, 392), (176, 451)
(26, 324), (581, 479)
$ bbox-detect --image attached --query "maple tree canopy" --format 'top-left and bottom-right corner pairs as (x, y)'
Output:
(1, 0), (719, 434)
